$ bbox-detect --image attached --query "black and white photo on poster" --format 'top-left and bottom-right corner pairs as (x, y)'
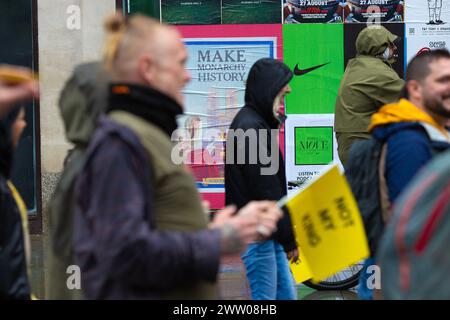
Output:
(406, 0), (450, 25)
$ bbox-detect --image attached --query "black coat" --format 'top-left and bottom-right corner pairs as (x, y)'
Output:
(0, 108), (30, 300)
(224, 58), (297, 252)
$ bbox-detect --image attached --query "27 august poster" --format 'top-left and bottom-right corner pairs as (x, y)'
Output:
(283, 0), (345, 23)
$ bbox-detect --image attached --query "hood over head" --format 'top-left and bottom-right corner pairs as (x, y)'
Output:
(356, 25), (399, 58)
(58, 62), (110, 147)
(244, 58), (293, 128)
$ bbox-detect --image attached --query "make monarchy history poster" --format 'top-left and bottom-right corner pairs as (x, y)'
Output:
(175, 25), (282, 208)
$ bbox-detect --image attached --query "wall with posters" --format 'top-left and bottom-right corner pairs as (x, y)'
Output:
(175, 25), (283, 208)
(124, 0), (407, 24)
(122, 0), (450, 205)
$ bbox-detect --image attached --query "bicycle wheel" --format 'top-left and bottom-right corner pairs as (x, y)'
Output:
(303, 261), (364, 291)
(302, 290), (358, 300)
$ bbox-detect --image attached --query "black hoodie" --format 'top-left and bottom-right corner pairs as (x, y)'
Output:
(0, 107), (31, 299)
(224, 58), (297, 252)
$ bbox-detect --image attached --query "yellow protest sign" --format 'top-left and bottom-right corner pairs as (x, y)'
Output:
(283, 165), (369, 283)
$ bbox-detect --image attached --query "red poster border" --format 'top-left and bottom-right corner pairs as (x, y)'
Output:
(177, 25), (283, 209)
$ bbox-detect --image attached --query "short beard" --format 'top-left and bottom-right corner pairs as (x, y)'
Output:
(424, 96), (450, 119)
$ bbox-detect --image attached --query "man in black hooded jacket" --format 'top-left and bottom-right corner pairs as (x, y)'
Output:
(0, 68), (38, 300)
(225, 58), (299, 300)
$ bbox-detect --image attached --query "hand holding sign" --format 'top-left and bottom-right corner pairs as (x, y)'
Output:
(279, 165), (369, 283)
(0, 65), (39, 117)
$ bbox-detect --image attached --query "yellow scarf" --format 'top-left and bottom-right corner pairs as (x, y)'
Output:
(6, 181), (36, 300)
(369, 98), (449, 138)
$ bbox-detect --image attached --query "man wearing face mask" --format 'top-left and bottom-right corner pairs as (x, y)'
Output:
(225, 58), (299, 300)
(334, 25), (404, 167)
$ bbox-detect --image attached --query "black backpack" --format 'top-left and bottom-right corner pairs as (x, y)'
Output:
(345, 138), (389, 256)
(345, 123), (450, 257)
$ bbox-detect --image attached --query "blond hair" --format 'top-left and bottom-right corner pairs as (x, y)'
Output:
(103, 13), (163, 79)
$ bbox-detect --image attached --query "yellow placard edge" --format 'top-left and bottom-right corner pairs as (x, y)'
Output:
(277, 163), (340, 208)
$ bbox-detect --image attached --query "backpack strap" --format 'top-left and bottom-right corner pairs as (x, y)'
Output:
(377, 123), (450, 224)
(378, 142), (391, 223)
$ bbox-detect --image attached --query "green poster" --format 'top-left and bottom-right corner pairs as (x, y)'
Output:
(295, 127), (334, 165)
(283, 24), (344, 114)
(222, 0), (281, 24)
(161, 0), (221, 25)
(129, 0), (161, 20)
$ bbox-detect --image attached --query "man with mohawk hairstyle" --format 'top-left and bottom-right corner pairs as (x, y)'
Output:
(73, 13), (282, 300)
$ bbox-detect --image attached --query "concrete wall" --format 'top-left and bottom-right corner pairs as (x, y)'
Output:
(38, 0), (116, 228)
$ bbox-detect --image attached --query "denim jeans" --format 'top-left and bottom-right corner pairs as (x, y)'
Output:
(241, 240), (297, 300)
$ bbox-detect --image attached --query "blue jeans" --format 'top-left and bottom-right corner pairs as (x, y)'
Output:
(241, 240), (297, 300)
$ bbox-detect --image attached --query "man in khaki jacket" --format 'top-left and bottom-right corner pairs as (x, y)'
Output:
(334, 25), (404, 166)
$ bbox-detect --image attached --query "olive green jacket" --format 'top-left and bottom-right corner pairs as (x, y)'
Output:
(334, 25), (404, 133)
